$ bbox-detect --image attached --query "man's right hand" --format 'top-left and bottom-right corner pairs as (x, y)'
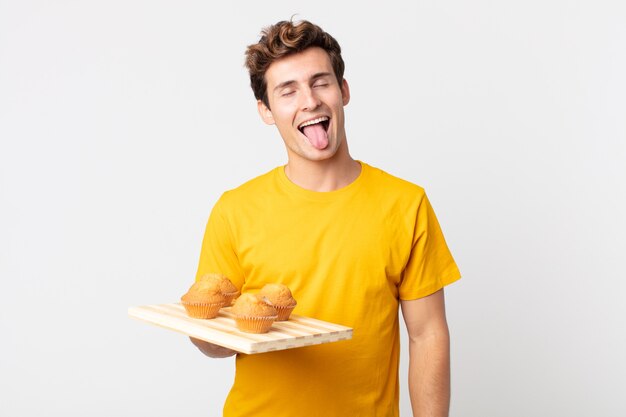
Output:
(189, 337), (237, 358)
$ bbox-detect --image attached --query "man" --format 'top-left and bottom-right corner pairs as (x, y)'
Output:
(190, 19), (461, 417)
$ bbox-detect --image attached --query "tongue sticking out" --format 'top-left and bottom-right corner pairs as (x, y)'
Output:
(302, 123), (329, 150)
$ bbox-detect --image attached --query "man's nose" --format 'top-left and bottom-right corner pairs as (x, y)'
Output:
(301, 88), (321, 111)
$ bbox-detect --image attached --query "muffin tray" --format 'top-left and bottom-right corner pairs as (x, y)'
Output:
(128, 303), (353, 354)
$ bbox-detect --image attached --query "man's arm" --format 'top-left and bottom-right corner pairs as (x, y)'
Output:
(189, 337), (237, 358)
(400, 289), (451, 417)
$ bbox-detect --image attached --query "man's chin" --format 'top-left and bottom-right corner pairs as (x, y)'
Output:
(305, 147), (343, 162)
(288, 148), (338, 163)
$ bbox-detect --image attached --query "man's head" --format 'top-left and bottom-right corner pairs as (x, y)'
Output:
(245, 19), (345, 109)
(244, 19), (351, 165)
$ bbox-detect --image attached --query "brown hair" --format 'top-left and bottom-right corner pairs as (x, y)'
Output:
(245, 19), (345, 108)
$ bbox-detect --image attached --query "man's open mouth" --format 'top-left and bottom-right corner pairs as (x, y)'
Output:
(297, 116), (330, 150)
(297, 116), (330, 134)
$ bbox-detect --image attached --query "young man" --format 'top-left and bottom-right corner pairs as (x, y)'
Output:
(190, 20), (461, 417)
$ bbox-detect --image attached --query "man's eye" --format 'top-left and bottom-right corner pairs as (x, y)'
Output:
(313, 83), (328, 88)
(281, 91), (295, 97)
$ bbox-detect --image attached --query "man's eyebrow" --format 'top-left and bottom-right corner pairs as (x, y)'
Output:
(310, 72), (332, 81)
(273, 80), (296, 92)
(272, 72), (333, 93)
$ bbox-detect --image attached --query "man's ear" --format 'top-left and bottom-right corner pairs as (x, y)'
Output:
(257, 100), (275, 125)
(341, 79), (350, 106)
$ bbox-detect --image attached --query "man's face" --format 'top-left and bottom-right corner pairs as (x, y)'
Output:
(258, 47), (350, 164)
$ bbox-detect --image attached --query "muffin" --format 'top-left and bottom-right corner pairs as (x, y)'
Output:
(231, 293), (278, 333)
(259, 283), (297, 321)
(180, 279), (227, 319)
(199, 273), (239, 305)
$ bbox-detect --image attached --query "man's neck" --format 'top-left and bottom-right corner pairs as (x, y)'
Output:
(284, 153), (361, 192)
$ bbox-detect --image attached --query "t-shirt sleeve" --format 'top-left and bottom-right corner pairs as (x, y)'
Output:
(195, 194), (245, 290)
(398, 192), (461, 300)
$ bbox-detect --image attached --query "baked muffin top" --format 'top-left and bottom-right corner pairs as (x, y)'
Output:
(181, 279), (226, 304)
(231, 293), (277, 317)
(199, 273), (238, 294)
(259, 283), (297, 307)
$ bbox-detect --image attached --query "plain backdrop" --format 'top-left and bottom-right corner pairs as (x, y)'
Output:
(1, 1), (625, 416)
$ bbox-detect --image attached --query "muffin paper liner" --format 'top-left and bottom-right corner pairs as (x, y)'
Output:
(234, 314), (278, 334)
(274, 304), (296, 321)
(181, 301), (223, 319)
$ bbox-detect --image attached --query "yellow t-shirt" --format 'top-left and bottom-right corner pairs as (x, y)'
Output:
(196, 161), (461, 417)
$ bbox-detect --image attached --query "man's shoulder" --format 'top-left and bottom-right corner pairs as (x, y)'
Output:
(217, 166), (281, 205)
(362, 162), (426, 198)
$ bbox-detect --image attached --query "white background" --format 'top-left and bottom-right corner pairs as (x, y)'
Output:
(1, 1), (625, 416)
